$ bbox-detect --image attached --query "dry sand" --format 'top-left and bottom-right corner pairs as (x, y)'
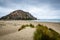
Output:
(0, 20), (60, 40)
(0, 27), (35, 40)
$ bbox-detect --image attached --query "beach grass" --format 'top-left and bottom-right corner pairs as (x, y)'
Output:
(18, 24), (34, 31)
(29, 24), (34, 28)
(18, 23), (60, 40)
(34, 24), (60, 40)
(18, 25), (26, 31)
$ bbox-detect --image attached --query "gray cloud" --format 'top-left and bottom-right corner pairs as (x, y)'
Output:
(0, 0), (60, 19)
(0, 0), (60, 10)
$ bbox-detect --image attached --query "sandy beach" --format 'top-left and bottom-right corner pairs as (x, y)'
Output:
(0, 20), (60, 40)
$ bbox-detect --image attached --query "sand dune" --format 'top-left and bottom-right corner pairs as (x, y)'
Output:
(39, 22), (60, 33)
(0, 20), (60, 40)
(0, 27), (35, 40)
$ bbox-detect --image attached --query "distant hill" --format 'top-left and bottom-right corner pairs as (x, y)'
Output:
(0, 10), (37, 20)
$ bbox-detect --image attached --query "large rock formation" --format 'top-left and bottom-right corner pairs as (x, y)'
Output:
(0, 10), (37, 20)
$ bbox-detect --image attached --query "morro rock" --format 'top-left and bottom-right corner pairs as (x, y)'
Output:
(0, 10), (37, 20)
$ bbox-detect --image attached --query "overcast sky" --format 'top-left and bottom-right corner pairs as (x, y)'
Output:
(0, 0), (60, 19)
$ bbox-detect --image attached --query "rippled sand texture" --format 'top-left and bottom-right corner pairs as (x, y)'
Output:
(0, 20), (60, 40)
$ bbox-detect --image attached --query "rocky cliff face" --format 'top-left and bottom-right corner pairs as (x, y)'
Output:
(0, 10), (37, 20)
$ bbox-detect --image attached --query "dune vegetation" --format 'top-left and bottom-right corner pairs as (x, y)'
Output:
(34, 24), (60, 40)
(18, 24), (60, 40)
(18, 24), (35, 31)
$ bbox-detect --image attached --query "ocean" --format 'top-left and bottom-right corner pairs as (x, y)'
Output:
(34, 19), (60, 22)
